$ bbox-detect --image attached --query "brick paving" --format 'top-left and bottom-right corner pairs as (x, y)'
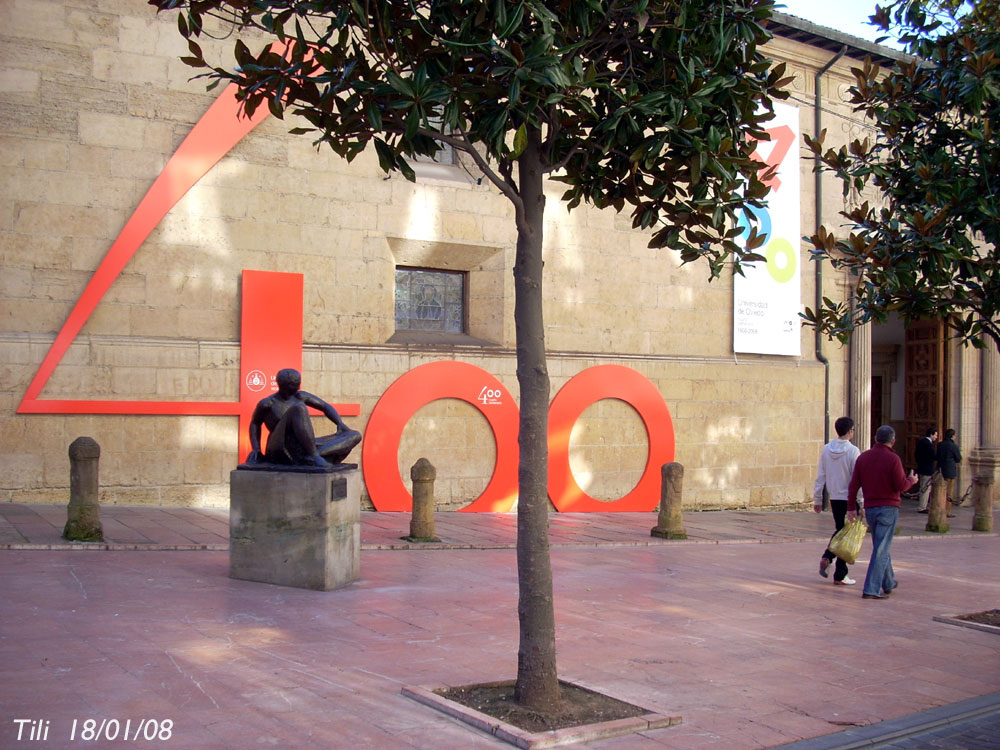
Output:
(1, 500), (998, 749)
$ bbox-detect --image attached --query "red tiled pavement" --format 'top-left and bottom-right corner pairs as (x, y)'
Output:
(1, 501), (998, 749)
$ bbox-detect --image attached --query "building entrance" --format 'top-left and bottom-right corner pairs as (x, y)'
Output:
(870, 316), (950, 470)
(903, 319), (949, 469)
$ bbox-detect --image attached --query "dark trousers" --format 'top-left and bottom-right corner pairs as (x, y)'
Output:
(821, 499), (849, 581)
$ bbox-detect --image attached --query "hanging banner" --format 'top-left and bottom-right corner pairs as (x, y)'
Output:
(733, 101), (801, 356)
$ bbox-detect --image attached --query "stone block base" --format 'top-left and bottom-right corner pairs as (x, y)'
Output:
(650, 527), (688, 540)
(229, 467), (360, 591)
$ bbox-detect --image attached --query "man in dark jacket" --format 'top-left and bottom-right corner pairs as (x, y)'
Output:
(848, 425), (918, 599)
(915, 426), (938, 513)
(936, 428), (962, 513)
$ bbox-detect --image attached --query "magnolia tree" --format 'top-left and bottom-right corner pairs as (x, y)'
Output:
(150, 0), (789, 710)
(804, 0), (1000, 349)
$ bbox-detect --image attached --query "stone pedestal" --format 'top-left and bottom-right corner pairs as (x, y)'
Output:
(229, 467), (360, 591)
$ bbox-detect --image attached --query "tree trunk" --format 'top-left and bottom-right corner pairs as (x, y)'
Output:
(512, 127), (561, 711)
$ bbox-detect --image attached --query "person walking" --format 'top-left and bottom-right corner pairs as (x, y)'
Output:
(814, 417), (861, 586)
(936, 428), (962, 514)
(848, 424), (918, 600)
(915, 426), (938, 513)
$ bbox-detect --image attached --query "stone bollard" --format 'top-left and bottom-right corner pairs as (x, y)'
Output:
(405, 458), (441, 543)
(972, 474), (995, 533)
(925, 472), (949, 533)
(651, 462), (687, 539)
(63, 437), (104, 543)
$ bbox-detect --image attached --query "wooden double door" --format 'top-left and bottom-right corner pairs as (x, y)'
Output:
(902, 319), (949, 469)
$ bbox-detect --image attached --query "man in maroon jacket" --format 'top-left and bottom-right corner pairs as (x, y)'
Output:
(848, 424), (918, 599)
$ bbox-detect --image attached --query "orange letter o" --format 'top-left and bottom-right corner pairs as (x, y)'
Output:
(548, 365), (674, 512)
(362, 361), (519, 512)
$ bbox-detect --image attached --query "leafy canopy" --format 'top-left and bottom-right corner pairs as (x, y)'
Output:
(804, 0), (1000, 348)
(151, 0), (790, 275)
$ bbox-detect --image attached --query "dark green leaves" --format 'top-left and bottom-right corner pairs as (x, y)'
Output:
(806, 0), (1000, 348)
(150, 0), (789, 288)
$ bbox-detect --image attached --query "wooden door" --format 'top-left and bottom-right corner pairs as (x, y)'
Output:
(904, 320), (948, 467)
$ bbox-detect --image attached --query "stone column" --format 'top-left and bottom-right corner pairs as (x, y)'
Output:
(651, 463), (687, 539)
(63, 437), (104, 543)
(849, 320), (872, 450)
(969, 334), (1000, 520)
(405, 458), (440, 542)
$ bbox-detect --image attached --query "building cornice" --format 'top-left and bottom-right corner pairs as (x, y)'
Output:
(768, 11), (915, 67)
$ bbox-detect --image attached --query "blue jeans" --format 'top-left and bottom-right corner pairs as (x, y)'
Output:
(863, 505), (898, 596)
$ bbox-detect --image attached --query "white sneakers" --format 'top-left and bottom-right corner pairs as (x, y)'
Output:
(834, 577), (856, 586)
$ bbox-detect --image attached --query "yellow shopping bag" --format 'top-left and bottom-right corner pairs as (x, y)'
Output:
(828, 517), (867, 565)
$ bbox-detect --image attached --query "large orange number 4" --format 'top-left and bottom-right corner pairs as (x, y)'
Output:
(17, 82), (359, 462)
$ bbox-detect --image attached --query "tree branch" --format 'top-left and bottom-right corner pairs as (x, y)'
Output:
(416, 127), (525, 220)
(542, 145), (587, 174)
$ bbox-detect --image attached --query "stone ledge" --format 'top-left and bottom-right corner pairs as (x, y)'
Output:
(401, 682), (681, 749)
(933, 614), (1000, 636)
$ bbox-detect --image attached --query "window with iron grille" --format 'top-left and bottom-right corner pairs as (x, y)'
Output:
(394, 267), (466, 334)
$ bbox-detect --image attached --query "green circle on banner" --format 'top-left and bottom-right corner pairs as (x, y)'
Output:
(766, 238), (797, 283)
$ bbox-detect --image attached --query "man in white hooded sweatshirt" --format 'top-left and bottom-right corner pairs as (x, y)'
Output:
(814, 416), (862, 585)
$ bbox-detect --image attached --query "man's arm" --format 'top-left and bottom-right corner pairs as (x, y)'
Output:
(812, 449), (827, 512)
(848, 447), (863, 507)
(891, 456), (917, 492)
(847, 460), (862, 517)
(298, 391), (349, 432)
(247, 402), (266, 463)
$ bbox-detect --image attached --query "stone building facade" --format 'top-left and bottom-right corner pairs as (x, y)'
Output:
(2, 2), (997, 512)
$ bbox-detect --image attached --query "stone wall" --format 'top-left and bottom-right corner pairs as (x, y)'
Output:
(1, 1), (863, 511)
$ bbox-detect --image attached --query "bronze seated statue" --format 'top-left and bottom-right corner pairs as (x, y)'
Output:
(243, 368), (361, 470)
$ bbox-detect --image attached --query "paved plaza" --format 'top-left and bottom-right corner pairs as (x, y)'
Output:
(2, 501), (998, 748)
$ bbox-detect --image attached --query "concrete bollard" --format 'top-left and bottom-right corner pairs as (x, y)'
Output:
(972, 474), (995, 533)
(925, 472), (950, 533)
(405, 458), (441, 543)
(63, 436), (104, 543)
(651, 462), (687, 540)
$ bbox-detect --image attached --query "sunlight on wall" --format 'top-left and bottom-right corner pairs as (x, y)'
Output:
(178, 418), (207, 452)
(707, 416), (750, 443)
(543, 182), (587, 274)
(706, 416), (753, 489)
(666, 284), (697, 308)
(204, 421), (234, 453)
(401, 183), (441, 242)
(398, 399), (495, 509)
(568, 398), (647, 501)
(159, 181), (235, 257)
(156, 158), (247, 305)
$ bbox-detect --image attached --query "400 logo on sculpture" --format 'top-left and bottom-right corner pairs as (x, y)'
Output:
(363, 361), (675, 514)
